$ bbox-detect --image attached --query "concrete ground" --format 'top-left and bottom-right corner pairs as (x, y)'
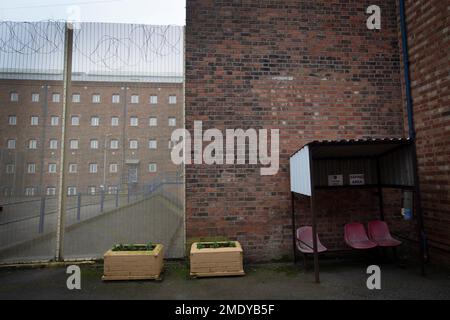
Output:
(0, 194), (145, 252)
(0, 260), (449, 300)
(0, 194), (184, 263)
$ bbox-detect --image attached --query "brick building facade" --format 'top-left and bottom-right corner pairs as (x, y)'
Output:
(0, 76), (183, 197)
(400, 0), (450, 264)
(185, 0), (449, 263)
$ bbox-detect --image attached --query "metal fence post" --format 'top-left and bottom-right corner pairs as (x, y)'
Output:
(38, 196), (46, 233)
(101, 189), (105, 212)
(55, 23), (74, 261)
(127, 187), (130, 204)
(76, 193), (81, 221)
(115, 189), (119, 208)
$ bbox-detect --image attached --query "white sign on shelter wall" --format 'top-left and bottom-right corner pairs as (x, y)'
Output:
(349, 174), (365, 185)
(328, 175), (343, 186)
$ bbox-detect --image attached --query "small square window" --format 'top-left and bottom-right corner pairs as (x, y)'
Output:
(168, 117), (176, 127)
(51, 116), (59, 126)
(67, 187), (77, 196)
(27, 163), (36, 174)
(111, 117), (119, 126)
(52, 93), (61, 103)
(109, 163), (118, 173)
(169, 95), (177, 104)
(49, 139), (58, 149)
(148, 139), (157, 149)
(110, 139), (119, 149)
(150, 95), (158, 104)
(10, 92), (18, 102)
(148, 163), (157, 173)
(31, 93), (40, 102)
(130, 117), (138, 126)
(71, 116), (79, 126)
(48, 163), (57, 173)
(112, 94), (120, 104)
(131, 95), (139, 104)
(8, 116), (17, 125)
(30, 116), (39, 126)
(69, 163), (78, 173)
(7, 139), (16, 149)
(46, 187), (56, 196)
(89, 163), (98, 173)
(70, 139), (79, 150)
(29, 139), (37, 149)
(129, 140), (138, 149)
(92, 94), (101, 104)
(90, 139), (99, 149)
(108, 186), (118, 194)
(91, 116), (100, 126)
(6, 164), (15, 174)
(25, 187), (36, 196)
(149, 117), (157, 126)
(72, 93), (81, 103)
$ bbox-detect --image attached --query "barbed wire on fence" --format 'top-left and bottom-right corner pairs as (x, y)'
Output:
(0, 21), (64, 55)
(0, 20), (183, 72)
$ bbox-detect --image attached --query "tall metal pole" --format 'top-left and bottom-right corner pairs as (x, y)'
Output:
(55, 23), (73, 261)
(103, 139), (107, 189)
(291, 192), (297, 264)
(399, 0), (427, 275)
(38, 85), (49, 234)
(309, 148), (320, 283)
(103, 134), (112, 189)
(39, 85), (49, 196)
(121, 86), (128, 193)
(376, 158), (385, 221)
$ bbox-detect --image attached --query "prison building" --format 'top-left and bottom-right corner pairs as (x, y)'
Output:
(0, 73), (183, 197)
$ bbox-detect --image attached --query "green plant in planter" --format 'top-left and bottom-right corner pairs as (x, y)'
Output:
(111, 242), (156, 252)
(112, 243), (124, 251)
(196, 241), (237, 250)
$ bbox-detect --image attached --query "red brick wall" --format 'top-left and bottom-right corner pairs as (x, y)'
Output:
(186, 0), (405, 261)
(401, 0), (450, 263)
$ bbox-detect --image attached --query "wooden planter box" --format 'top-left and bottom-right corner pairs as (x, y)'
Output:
(190, 241), (245, 278)
(102, 244), (164, 281)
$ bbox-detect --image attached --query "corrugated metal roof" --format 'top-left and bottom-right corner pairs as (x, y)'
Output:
(289, 137), (415, 195)
(291, 138), (411, 159)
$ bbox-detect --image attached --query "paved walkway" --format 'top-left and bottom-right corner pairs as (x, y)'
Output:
(0, 194), (184, 263)
(0, 195), (138, 250)
(0, 261), (449, 300)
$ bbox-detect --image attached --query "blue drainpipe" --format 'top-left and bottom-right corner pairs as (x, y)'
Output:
(399, 0), (428, 272)
(399, 0), (415, 140)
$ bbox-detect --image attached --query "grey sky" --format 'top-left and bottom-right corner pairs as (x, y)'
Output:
(0, 0), (186, 25)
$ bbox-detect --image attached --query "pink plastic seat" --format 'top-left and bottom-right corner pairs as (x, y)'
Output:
(368, 220), (402, 247)
(344, 223), (378, 250)
(296, 226), (327, 253)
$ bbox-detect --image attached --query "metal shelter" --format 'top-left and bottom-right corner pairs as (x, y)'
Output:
(289, 138), (425, 283)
